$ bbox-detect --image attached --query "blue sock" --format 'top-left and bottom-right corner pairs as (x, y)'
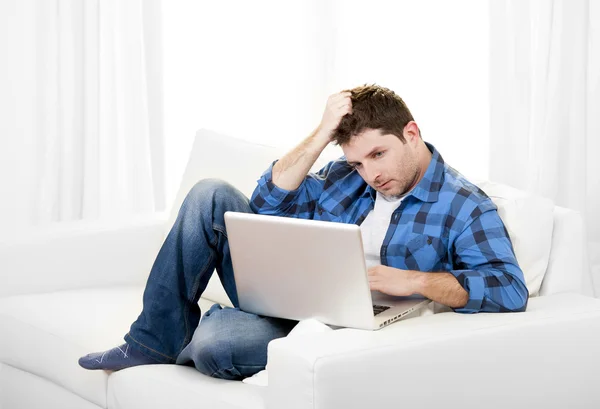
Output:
(78, 343), (160, 371)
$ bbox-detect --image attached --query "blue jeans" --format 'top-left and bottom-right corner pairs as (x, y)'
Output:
(125, 179), (297, 380)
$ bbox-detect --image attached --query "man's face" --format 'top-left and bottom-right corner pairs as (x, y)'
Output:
(341, 128), (420, 198)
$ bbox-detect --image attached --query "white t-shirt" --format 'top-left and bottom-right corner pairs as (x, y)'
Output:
(360, 191), (405, 270)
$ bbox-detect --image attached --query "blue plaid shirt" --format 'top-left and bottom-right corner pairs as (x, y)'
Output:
(250, 143), (529, 313)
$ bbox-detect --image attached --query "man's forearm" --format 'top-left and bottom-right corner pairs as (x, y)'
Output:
(413, 271), (469, 309)
(271, 126), (331, 190)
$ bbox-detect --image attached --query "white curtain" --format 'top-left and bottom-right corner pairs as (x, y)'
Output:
(0, 0), (164, 232)
(489, 0), (600, 293)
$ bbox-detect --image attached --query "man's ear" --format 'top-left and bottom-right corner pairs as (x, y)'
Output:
(403, 121), (420, 144)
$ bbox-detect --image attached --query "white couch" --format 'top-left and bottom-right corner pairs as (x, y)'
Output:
(1, 129), (599, 409)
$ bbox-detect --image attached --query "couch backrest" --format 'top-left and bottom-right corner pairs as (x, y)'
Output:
(168, 129), (590, 307)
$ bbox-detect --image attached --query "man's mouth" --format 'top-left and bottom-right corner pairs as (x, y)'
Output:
(377, 181), (391, 189)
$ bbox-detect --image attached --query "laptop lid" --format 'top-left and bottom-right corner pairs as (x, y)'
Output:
(224, 211), (377, 328)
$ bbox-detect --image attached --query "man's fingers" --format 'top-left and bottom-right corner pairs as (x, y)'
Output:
(329, 92), (352, 104)
(369, 281), (382, 291)
(332, 91), (351, 98)
(334, 94), (352, 103)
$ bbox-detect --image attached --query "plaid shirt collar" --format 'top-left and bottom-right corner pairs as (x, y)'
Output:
(364, 142), (445, 203)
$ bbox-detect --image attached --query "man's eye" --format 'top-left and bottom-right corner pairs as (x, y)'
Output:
(374, 151), (384, 158)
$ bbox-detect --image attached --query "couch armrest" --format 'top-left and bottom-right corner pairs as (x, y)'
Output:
(266, 293), (600, 409)
(0, 214), (167, 297)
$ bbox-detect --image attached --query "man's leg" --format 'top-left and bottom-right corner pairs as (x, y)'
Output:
(79, 179), (251, 370)
(176, 304), (297, 380)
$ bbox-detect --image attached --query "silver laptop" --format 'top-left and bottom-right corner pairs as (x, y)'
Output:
(224, 211), (430, 330)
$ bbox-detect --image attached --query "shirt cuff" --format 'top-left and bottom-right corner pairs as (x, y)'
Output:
(451, 270), (485, 313)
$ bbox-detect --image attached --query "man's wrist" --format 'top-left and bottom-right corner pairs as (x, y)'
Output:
(313, 125), (334, 145)
(409, 270), (428, 296)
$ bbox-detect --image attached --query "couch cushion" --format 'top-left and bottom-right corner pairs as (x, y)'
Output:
(107, 364), (266, 409)
(477, 181), (554, 296)
(0, 363), (102, 409)
(0, 286), (222, 408)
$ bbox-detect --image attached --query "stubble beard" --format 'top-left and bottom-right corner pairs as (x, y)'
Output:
(387, 162), (420, 199)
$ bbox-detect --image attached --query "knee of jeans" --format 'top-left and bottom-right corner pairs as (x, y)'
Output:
(188, 341), (226, 376)
(186, 327), (237, 379)
(187, 178), (234, 203)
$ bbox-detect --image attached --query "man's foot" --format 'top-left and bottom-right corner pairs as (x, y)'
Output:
(78, 343), (160, 371)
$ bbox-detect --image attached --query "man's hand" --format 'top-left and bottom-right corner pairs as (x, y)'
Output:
(317, 91), (352, 140)
(368, 265), (469, 308)
(367, 265), (420, 296)
(272, 91), (352, 190)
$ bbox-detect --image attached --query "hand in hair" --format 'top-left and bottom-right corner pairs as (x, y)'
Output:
(318, 91), (353, 140)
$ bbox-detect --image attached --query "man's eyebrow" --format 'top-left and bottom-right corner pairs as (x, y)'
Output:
(346, 146), (385, 165)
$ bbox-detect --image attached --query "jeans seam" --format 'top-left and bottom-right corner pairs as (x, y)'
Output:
(127, 332), (176, 361)
(179, 250), (216, 355)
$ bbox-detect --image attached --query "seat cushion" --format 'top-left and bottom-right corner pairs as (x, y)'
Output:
(0, 286), (226, 408)
(0, 363), (103, 409)
(107, 364), (266, 409)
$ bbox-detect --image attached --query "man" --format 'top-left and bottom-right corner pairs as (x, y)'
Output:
(79, 85), (528, 380)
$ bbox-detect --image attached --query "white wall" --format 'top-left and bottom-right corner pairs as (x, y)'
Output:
(162, 0), (329, 207)
(328, 0), (490, 183)
(161, 0), (490, 209)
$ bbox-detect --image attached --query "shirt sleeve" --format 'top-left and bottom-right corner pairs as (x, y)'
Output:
(249, 159), (334, 218)
(450, 208), (529, 313)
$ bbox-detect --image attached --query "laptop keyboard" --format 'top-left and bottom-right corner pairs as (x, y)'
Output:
(373, 304), (391, 315)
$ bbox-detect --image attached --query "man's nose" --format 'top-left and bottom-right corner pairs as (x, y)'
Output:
(364, 164), (381, 184)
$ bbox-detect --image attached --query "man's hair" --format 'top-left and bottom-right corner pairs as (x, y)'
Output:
(331, 84), (415, 145)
